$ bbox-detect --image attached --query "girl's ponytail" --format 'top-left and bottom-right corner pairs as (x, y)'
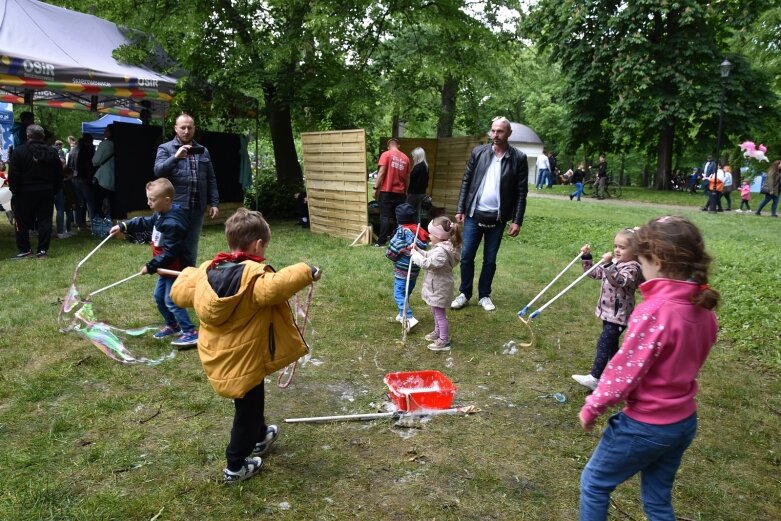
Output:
(689, 265), (720, 310)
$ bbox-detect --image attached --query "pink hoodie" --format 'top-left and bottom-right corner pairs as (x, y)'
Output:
(580, 278), (718, 425)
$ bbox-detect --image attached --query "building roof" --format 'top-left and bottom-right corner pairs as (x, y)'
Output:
(508, 122), (543, 145)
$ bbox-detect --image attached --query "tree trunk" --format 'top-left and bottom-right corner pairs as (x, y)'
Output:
(264, 84), (302, 185)
(654, 125), (675, 190)
(436, 75), (458, 138)
(392, 115), (404, 138)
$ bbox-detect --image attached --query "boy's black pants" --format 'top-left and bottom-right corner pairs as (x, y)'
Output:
(226, 381), (267, 471)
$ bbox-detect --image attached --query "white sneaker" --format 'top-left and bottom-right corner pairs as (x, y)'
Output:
(395, 314), (403, 323)
(451, 293), (469, 309)
(405, 317), (419, 331)
(478, 297), (496, 311)
(56, 232), (72, 239)
(572, 374), (599, 390)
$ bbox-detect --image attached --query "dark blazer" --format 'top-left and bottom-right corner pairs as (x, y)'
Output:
(455, 144), (528, 225)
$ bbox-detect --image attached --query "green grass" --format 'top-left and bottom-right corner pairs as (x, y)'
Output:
(0, 196), (779, 520)
(540, 184), (766, 209)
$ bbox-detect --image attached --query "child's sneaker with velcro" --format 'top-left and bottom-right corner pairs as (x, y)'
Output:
(223, 457), (263, 484)
(251, 425), (279, 457)
(153, 324), (181, 339)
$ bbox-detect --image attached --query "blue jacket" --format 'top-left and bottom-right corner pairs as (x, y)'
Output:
(154, 138), (219, 211)
(119, 204), (191, 272)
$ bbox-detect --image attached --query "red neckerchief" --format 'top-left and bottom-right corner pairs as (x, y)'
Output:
(209, 251), (265, 270)
(401, 224), (429, 242)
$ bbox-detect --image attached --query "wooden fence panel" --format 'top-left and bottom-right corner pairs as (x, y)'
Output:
(302, 130), (370, 243)
(430, 136), (485, 215)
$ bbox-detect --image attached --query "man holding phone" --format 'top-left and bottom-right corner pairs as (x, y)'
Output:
(154, 113), (220, 267)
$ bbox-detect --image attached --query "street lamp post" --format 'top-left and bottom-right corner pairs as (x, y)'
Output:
(715, 59), (733, 164)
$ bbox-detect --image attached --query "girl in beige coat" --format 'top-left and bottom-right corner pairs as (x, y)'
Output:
(411, 216), (462, 352)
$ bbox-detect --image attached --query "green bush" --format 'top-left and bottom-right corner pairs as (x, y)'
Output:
(243, 167), (305, 219)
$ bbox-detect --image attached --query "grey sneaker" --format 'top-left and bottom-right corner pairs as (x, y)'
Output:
(572, 374), (599, 391)
(223, 457), (263, 484)
(424, 331), (438, 341)
(478, 297), (496, 311)
(451, 293), (468, 309)
(427, 339), (452, 352)
(251, 425), (279, 457)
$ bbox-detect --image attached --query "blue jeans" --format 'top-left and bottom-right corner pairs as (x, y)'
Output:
(756, 194), (779, 216)
(580, 412), (698, 521)
(154, 276), (195, 332)
(393, 275), (417, 318)
(535, 169), (549, 189)
(184, 208), (203, 267)
(459, 216), (504, 301)
(571, 182), (583, 201)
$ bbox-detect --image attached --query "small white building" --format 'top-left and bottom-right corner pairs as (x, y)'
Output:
(507, 122), (545, 186)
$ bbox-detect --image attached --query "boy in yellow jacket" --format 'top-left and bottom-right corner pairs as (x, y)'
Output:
(171, 208), (321, 484)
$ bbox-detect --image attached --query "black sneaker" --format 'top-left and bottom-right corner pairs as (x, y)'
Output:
(251, 425), (279, 456)
(36, 251), (48, 259)
(223, 457), (263, 485)
(11, 251), (33, 260)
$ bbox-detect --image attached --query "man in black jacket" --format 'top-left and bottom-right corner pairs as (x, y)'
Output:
(9, 124), (63, 259)
(452, 117), (528, 311)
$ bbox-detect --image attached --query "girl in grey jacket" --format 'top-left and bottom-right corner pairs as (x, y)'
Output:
(411, 217), (462, 352)
(572, 228), (642, 390)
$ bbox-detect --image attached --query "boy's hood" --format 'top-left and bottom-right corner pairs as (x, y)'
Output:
(194, 262), (264, 326)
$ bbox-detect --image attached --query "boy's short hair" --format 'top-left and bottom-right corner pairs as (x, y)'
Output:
(145, 178), (175, 199)
(225, 208), (271, 251)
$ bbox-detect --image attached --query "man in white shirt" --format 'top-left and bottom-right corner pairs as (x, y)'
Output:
(535, 151), (550, 190)
(452, 117), (529, 311)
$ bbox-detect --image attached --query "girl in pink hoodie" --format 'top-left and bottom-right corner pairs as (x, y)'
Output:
(578, 216), (719, 521)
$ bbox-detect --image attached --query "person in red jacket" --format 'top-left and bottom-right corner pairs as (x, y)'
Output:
(578, 216), (720, 521)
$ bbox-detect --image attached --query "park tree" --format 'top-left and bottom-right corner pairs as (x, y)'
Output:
(525, 0), (778, 189)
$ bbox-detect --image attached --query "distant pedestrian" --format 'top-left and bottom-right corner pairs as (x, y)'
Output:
(722, 165), (733, 211)
(755, 159), (780, 217)
(737, 180), (751, 212)
(535, 150), (550, 190)
(569, 163), (587, 201)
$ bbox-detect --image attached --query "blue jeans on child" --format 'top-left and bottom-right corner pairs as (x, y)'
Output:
(393, 275), (417, 318)
(571, 182), (584, 201)
(580, 412), (698, 521)
(154, 276), (195, 332)
(459, 216), (504, 301)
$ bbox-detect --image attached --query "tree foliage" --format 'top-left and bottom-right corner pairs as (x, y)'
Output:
(525, 0), (779, 188)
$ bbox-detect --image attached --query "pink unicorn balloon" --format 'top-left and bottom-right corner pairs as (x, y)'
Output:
(739, 141), (769, 162)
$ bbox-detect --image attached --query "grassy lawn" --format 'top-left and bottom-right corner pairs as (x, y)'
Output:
(538, 183), (767, 209)
(0, 195), (779, 520)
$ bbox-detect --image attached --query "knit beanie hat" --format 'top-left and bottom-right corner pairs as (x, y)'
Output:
(395, 203), (416, 225)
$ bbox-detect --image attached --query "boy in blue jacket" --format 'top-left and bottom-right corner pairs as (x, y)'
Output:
(109, 178), (197, 347)
(385, 203), (428, 331)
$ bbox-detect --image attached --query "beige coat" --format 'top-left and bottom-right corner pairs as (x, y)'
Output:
(170, 260), (313, 399)
(411, 241), (460, 308)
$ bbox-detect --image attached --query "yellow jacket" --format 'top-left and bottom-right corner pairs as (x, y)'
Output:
(171, 260), (313, 399)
